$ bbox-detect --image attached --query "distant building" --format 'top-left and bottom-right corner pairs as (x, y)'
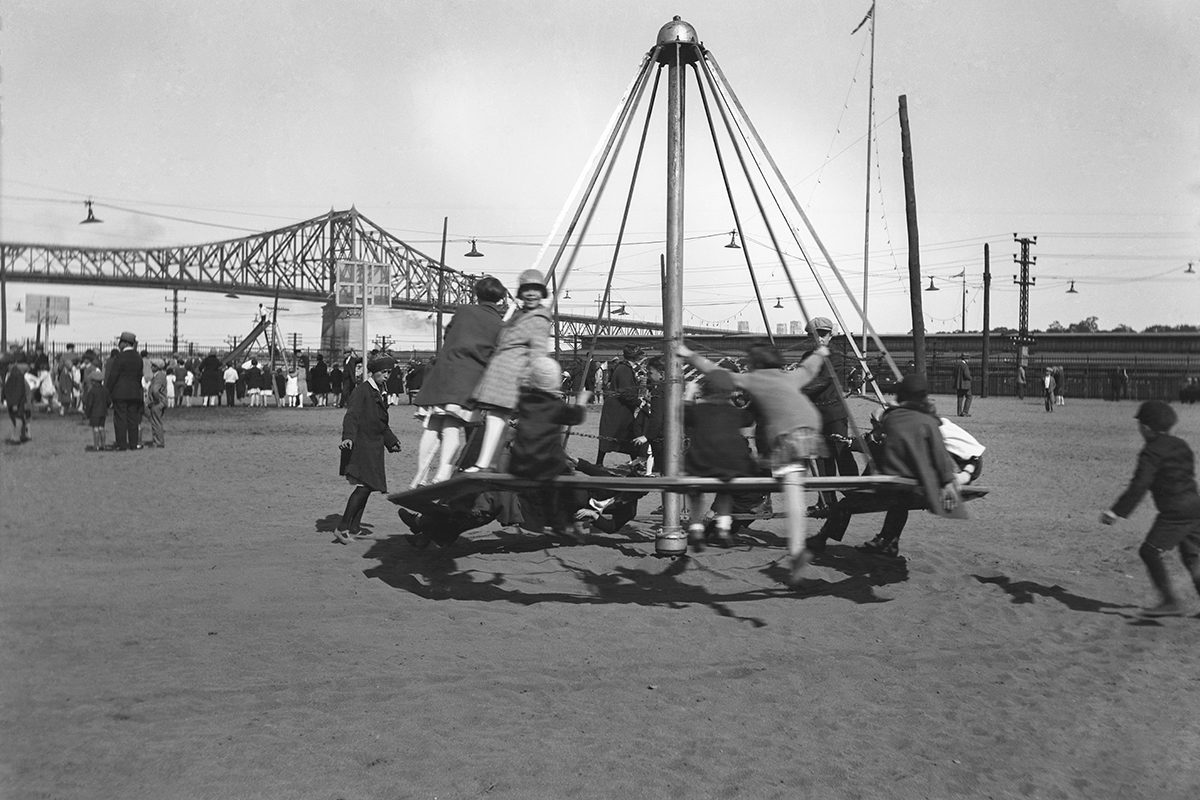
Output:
(737, 321), (750, 333)
(789, 320), (803, 334)
(776, 323), (787, 335)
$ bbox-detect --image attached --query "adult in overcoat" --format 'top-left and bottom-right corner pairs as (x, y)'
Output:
(104, 331), (145, 450)
(801, 317), (858, 489)
(309, 354), (330, 405)
(198, 350), (223, 406)
(411, 276), (506, 484)
(952, 354), (973, 417)
(596, 344), (644, 466)
(335, 354), (401, 542)
(466, 269), (553, 471)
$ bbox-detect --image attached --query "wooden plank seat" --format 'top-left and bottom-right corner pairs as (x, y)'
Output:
(388, 471), (989, 515)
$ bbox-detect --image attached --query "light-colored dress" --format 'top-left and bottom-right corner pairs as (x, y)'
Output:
(470, 305), (552, 412)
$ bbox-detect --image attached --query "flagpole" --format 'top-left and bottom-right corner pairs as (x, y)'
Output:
(860, 2), (876, 354)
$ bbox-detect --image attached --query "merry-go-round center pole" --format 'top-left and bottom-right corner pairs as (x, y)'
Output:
(654, 16), (701, 556)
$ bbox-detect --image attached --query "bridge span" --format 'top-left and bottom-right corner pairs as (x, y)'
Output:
(0, 207), (734, 342)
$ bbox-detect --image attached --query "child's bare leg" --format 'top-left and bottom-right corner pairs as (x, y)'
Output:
(712, 493), (733, 541)
(469, 412), (508, 471)
(1139, 539), (1182, 614)
(776, 464), (812, 585)
(412, 420), (442, 487)
(687, 492), (707, 549)
(432, 419), (465, 483)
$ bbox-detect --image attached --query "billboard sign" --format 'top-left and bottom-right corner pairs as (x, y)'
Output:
(25, 294), (70, 325)
(334, 260), (390, 308)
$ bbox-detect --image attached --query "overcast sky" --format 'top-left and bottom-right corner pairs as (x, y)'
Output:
(2, 0), (1197, 351)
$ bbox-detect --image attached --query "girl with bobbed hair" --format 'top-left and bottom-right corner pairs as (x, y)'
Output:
(466, 269), (553, 471)
(411, 275), (507, 484)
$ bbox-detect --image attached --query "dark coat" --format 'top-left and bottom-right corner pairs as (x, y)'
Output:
(953, 360), (973, 390)
(199, 354), (223, 396)
(509, 388), (585, 481)
(598, 360), (641, 450)
(684, 401), (754, 478)
(309, 359), (330, 394)
(800, 349), (848, 425)
(1111, 433), (1200, 521)
(339, 380), (400, 492)
(879, 404), (966, 519)
(415, 303), (503, 407)
(105, 347), (145, 402)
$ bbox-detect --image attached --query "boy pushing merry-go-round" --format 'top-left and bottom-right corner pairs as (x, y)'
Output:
(1101, 400), (1200, 617)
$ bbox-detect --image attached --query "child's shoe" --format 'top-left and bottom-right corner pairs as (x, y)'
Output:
(856, 536), (899, 557)
(687, 523), (707, 552)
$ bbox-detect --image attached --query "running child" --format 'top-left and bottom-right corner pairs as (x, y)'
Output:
(1101, 400), (1200, 617)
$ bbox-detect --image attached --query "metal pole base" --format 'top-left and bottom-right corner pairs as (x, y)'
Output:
(655, 528), (688, 556)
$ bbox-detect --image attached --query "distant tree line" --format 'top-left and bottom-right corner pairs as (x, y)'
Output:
(999, 318), (1200, 334)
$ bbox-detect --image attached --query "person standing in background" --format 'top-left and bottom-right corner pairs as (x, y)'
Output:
(104, 331), (144, 451)
(953, 353), (973, 417)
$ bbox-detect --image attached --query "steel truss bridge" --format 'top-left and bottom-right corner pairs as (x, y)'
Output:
(0, 208), (732, 339)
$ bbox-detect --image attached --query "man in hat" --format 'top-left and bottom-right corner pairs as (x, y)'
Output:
(105, 331), (145, 450)
(802, 316), (859, 496)
(953, 353), (973, 417)
(1101, 400), (1200, 616)
(596, 343), (645, 466)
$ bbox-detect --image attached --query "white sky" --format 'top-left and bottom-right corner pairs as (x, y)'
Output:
(2, 0), (1198, 351)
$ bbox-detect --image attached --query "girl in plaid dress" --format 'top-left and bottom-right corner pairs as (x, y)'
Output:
(466, 269), (553, 472)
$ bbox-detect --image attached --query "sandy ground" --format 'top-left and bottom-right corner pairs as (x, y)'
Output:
(2, 393), (1199, 800)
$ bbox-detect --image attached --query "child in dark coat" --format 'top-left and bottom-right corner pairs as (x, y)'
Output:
(335, 355), (402, 543)
(509, 356), (588, 539)
(1102, 400), (1200, 616)
(684, 369), (754, 549)
(3, 354), (34, 444)
(83, 371), (110, 450)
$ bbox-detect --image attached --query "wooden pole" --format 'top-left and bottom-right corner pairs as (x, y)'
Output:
(981, 243), (991, 397)
(899, 95), (926, 375)
(436, 216), (447, 352)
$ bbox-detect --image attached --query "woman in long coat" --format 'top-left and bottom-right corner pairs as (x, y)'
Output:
(466, 268), (553, 471)
(198, 351), (223, 406)
(596, 344), (645, 465)
(411, 276), (506, 484)
(335, 354), (401, 543)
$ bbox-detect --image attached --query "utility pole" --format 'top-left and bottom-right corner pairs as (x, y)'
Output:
(899, 94), (927, 375)
(372, 333), (394, 352)
(164, 289), (185, 354)
(289, 332), (303, 353)
(981, 243), (991, 398)
(1013, 233), (1038, 372)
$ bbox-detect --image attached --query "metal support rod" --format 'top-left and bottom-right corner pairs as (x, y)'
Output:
(861, 4), (876, 354)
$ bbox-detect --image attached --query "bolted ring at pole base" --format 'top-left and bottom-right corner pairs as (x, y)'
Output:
(655, 529), (689, 556)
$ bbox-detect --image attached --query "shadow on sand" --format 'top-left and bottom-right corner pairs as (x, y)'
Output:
(972, 574), (1142, 619)
(356, 522), (912, 626)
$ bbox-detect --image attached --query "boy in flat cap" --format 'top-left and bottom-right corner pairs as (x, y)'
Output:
(334, 354), (402, 543)
(1101, 400), (1200, 617)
